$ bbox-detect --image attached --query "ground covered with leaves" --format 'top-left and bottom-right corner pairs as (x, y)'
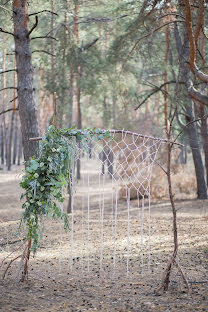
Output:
(0, 166), (208, 312)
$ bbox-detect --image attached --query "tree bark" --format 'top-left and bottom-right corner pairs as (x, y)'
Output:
(185, 103), (207, 199)
(174, 22), (207, 199)
(17, 127), (22, 165)
(13, 0), (39, 161)
(13, 112), (18, 164)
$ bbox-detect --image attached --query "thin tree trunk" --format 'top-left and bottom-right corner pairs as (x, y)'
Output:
(198, 104), (208, 187)
(51, 0), (55, 87)
(7, 56), (17, 170)
(0, 124), (4, 165)
(72, 3), (82, 180)
(1, 35), (7, 166)
(7, 111), (15, 170)
(185, 103), (207, 199)
(17, 125), (22, 165)
(13, 112), (18, 165)
(164, 26), (170, 132)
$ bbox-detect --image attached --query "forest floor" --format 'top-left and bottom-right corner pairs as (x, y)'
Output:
(0, 165), (208, 312)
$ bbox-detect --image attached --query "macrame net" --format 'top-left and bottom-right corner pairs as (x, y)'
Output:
(61, 130), (162, 277)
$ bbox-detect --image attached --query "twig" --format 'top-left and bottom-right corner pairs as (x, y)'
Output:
(0, 107), (19, 116)
(0, 5), (9, 13)
(158, 13), (185, 20)
(32, 50), (55, 57)
(135, 81), (183, 111)
(171, 115), (207, 148)
(0, 27), (15, 36)
(0, 240), (25, 268)
(10, 96), (18, 103)
(0, 239), (24, 247)
(0, 87), (17, 92)
(27, 16), (38, 37)
(2, 255), (22, 280)
(154, 160), (168, 175)
(31, 36), (57, 41)
(122, 20), (185, 69)
(174, 258), (190, 292)
(0, 69), (17, 75)
(29, 10), (58, 17)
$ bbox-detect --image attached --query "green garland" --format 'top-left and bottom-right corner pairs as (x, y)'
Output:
(20, 126), (110, 252)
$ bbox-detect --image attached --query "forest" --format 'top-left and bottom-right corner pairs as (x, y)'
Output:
(0, 1), (208, 312)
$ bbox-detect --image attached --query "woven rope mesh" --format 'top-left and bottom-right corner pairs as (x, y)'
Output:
(61, 131), (162, 277)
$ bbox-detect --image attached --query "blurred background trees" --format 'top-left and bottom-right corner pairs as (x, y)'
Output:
(0, 0), (208, 199)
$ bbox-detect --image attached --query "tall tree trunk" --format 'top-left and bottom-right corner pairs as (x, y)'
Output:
(1, 35), (7, 166)
(13, 112), (18, 165)
(7, 56), (17, 170)
(72, 2), (82, 129)
(174, 23), (207, 199)
(164, 26), (170, 132)
(73, 2), (82, 180)
(51, 0), (55, 87)
(13, 0), (40, 281)
(13, 0), (39, 161)
(198, 104), (208, 187)
(7, 111), (15, 170)
(17, 126), (22, 165)
(0, 124), (4, 165)
(185, 103), (207, 199)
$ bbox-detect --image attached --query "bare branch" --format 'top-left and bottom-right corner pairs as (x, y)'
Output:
(123, 20), (185, 69)
(0, 107), (19, 116)
(10, 96), (18, 103)
(158, 13), (185, 20)
(32, 50), (55, 57)
(0, 87), (17, 92)
(171, 115), (207, 148)
(188, 83), (208, 105)
(0, 69), (17, 75)
(31, 36), (57, 41)
(135, 81), (184, 111)
(82, 37), (99, 50)
(0, 5), (10, 13)
(27, 16), (38, 37)
(2, 255), (22, 280)
(0, 27), (15, 36)
(29, 10), (58, 17)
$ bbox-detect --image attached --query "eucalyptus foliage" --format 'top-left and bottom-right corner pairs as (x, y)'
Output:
(20, 126), (110, 252)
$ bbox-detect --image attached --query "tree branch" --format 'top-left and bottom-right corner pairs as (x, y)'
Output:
(0, 87), (17, 92)
(29, 10), (58, 17)
(82, 37), (99, 50)
(10, 96), (18, 103)
(31, 36), (57, 41)
(0, 69), (17, 75)
(135, 81), (184, 111)
(0, 107), (19, 116)
(171, 114), (207, 148)
(32, 50), (55, 57)
(0, 27), (15, 36)
(0, 5), (10, 13)
(188, 83), (208, 105)
(27, 16), (38, 37)
(123, 20), (185, 69)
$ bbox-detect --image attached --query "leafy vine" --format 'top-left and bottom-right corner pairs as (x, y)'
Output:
(20, 126), (110, 253)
